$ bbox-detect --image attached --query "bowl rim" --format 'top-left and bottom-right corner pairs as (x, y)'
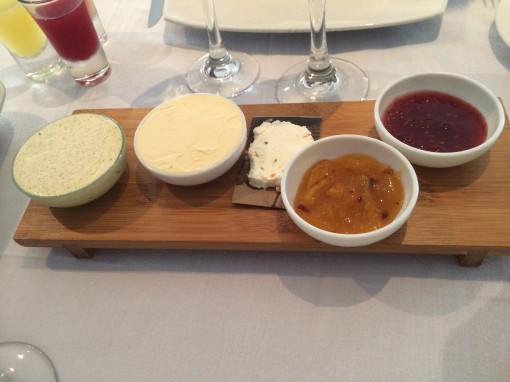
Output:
(12, 113), (126, 200)
(280, 134), (419, 242)
(133, 93), (247, 180)
(374, 72), (505, 159)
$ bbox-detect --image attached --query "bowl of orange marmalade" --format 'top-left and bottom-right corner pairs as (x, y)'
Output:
(374, 72), (505, 168)
(280, 135), (419, 247)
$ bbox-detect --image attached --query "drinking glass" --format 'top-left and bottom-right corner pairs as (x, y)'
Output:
(277, 0), (368, 102)
(185, 0), (259, 98)
(85, 0), (107, 43)
(0, 342), (57, 382)
(19, 0), (111, 86)
(0, 0), (63, 81)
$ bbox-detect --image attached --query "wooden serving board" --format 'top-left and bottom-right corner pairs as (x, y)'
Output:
(13, 101), (510, 266)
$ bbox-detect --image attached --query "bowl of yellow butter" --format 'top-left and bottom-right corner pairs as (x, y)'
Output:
(134, 94), (247, 186)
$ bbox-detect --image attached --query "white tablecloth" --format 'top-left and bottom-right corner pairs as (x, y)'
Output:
(1, 1), (510, 381)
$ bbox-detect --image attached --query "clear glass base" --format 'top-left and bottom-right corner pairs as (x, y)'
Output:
(66, 45), (111, 87)
(9, 40), (64, 83)
(186, 52), (259, 98)
(74, 64), (111, 86)
(26, 58), (64, 82)
(0, 342), (57, 382)
(277, 57), (369, 103)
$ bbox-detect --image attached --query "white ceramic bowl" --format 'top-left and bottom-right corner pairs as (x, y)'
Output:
(374, 72), (505, 168)
(134, 94), (247, 186)
(281, 134), (419, 247)
(12, 113), (127, 207)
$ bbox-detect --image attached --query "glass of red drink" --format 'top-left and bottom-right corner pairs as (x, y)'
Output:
(19, 0), (110, 86)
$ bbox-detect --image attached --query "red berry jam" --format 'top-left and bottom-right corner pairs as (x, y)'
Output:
(382, 91), (487, 152)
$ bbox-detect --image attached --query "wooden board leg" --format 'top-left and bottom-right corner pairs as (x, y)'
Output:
(457, 252), (487, 267)
(64, 245), (95, 259)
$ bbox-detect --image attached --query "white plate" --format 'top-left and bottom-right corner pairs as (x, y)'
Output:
(496, 0), (510, 46)
(164, 0), (447, 33)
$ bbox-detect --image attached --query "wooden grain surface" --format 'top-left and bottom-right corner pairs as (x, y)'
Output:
(13, 101), (510, 259)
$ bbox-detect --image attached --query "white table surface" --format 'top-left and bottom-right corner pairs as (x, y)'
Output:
(1, 0), (510, 381)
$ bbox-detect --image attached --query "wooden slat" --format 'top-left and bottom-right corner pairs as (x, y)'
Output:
(13, 101), (510, 265)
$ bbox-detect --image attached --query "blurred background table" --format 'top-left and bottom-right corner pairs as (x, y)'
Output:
(1, 0), (510, 380)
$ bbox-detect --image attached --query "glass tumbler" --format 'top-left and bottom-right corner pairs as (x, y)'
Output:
(0, 0), (63, 81)
(85, 0), (107, 43)
(18, 0), (111, 86)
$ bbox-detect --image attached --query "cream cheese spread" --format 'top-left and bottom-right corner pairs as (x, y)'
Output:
(13, 113), (124, 198)
(135, 94), (245, 173)
(248, 120), (314, 189)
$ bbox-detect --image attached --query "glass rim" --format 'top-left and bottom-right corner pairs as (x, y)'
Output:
(17, 0), (69, 4)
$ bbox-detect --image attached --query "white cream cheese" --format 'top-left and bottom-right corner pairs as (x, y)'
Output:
(248, 120), (314, 189)
(135, 94), (245, 174)
(13, 113), (125, 202)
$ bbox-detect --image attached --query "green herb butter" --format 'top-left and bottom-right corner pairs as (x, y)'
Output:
(13, 113), (126, 207)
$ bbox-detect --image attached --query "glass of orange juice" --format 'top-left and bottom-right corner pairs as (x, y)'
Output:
(0, 0), (63, 81)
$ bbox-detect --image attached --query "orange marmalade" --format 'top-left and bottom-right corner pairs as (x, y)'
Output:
(293, 154), (405, 234)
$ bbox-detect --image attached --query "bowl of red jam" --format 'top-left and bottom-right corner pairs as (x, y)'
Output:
(374, 72), (505, 168)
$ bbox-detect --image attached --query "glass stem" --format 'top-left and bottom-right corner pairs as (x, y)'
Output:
(306, 0), (336, 84)
(202, 0), (239, 79)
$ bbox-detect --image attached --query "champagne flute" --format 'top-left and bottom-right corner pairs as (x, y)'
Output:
(0, 342), (57, 382)
(185, 0), (259, 97)
(277, 0), (368, 102)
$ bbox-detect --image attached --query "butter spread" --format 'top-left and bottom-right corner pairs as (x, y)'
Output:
(13, 114), (124, 197)
(135, 94), (244, 173)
